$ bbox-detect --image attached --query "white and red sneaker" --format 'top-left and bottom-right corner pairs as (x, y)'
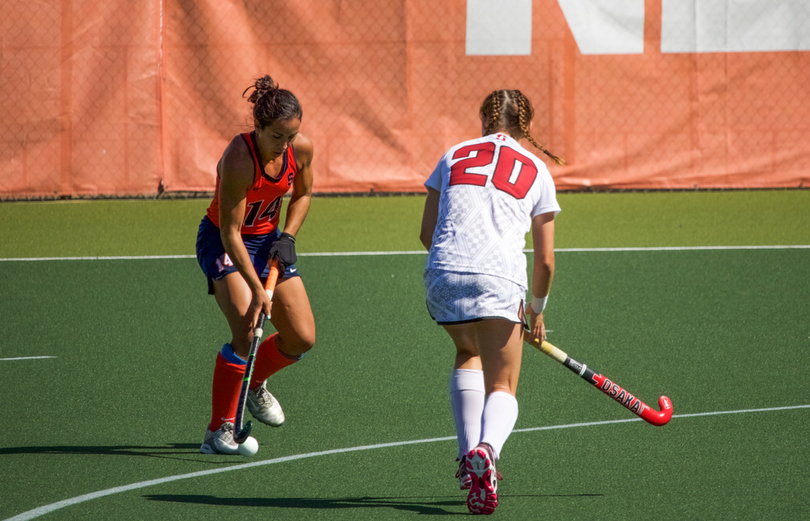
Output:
(456, 455), (472, 490)
(465, 443), (499, 515)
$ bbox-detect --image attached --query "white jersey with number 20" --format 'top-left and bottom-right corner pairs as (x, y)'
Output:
(425, 132), (561, 289)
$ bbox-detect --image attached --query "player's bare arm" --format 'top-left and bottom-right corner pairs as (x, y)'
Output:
(529, 212), (555, 342)
(284, 133), (314, 238)
(218, 138), (273, 323)
(420, 187), (440, 250)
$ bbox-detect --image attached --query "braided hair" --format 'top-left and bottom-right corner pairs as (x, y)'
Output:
(480, 90), (565, 166)
(242, 75), (302, 129)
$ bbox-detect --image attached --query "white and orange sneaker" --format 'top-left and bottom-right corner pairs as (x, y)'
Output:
(465, 443), (499, 515)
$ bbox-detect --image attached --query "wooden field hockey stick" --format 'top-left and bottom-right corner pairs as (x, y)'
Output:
(523, 331), (673, 426)
(234, 259), (281, 444)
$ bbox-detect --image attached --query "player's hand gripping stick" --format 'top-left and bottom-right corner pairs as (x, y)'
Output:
(234, 260), (281, 444)
(523, 332), (673, 426)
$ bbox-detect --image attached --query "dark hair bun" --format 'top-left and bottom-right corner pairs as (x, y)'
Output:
(241, 74), (302, 127)
(243, 75), (278, 104)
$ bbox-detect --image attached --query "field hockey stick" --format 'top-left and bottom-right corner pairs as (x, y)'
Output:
(523, 331), (673, 426)
(234, 259), (280, 444)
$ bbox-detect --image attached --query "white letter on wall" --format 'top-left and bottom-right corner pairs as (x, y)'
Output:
(466, 0), (533, 56)
(661, 0), (810, 53)
(557, 0), (645, 55)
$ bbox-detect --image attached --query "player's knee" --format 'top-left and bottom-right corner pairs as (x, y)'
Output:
(280, 330), (315, 356)
(297, 332), (316, 353)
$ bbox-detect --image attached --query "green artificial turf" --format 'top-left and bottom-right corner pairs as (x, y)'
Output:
(0, 190), (808, 258)
(1, 192), (808, 520)
(1, 250), (808, 520)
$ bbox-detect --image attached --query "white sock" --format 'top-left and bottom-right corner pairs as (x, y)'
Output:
(449, 369), (485, 458)
(480, 391), (519, 461)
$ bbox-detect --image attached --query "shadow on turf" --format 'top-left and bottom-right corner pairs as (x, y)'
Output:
(145, 493), (603, 515)
(0, 443), (214, 463)
(146, 495), (463, 515)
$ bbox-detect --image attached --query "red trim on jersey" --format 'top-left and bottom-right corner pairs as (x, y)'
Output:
(206, 132), (297, 235)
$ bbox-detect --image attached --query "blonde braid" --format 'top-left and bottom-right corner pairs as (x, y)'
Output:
(516, 92), (566, 166)
(486, 91), (502, 135)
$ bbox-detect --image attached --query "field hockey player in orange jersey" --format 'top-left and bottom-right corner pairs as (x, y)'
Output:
(196, 75), (316, 454)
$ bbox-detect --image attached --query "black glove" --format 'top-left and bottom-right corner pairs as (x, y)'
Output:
(269, 232), (297, 270)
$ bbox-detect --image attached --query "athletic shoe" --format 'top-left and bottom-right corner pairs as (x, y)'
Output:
(456, 456), (472, 490)
(200, 422), (239, 455)
(247, 381), (285, 426)
(458, 453), (504, 490)
(465, 443), (499, 515)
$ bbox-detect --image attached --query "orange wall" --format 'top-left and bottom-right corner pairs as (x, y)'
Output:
(2, 0), (808, 198)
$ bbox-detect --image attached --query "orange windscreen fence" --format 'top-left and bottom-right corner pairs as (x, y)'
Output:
(2, 0), (809, 199)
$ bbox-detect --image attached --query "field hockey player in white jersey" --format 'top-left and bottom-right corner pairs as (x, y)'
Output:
(420, 89), (564, 515)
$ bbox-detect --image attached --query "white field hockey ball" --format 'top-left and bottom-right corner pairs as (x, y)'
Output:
(238, 436), (259, 456)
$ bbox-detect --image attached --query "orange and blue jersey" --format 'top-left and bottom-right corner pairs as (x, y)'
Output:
(206, 131), (297, 235)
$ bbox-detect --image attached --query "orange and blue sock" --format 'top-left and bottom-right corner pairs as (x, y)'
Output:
(208, 343), (246, 432)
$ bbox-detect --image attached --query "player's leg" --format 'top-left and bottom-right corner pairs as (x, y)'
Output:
(251, 274), (314, 382)
(425, 269), (488, 488)
(212, 270), (255, 355)
(444, 322), (482, 371)
(266, 274), (316, 357)
(245, 274), (315, 426)
(200, 271), (254, 454)
(475, 318), (523, 461)
(465, 319), (522, 514)
(443, 323), (485, 489)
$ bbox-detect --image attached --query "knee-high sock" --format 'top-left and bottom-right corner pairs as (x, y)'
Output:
(208, 344), (246, 431)
(249, 333), (301, 388)
(480, 391), (519, 461)
(449, 368), (486, 458)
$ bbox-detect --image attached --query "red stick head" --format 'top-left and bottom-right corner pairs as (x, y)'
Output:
(641, 396), (673, 426)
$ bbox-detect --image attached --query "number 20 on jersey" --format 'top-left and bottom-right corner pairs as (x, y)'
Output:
(449, 142), (538, 199)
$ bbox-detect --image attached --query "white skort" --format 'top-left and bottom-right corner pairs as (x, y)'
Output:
(424, 269), (526, 325)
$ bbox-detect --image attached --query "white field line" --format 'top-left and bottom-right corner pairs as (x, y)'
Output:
(5, 404), (809, 521)
(0, 357), (56, 361)
(0, 255), (196, 261)
(552, 245), (810, 252)
(0, 245), (808, 262)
